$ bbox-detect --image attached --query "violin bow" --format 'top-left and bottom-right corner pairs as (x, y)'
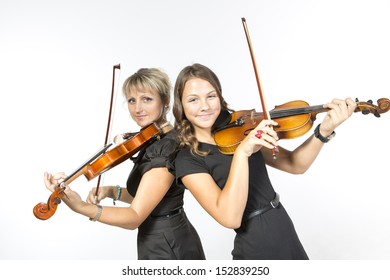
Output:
(95, 64), (121, 199)
(241, 17), (279, 159)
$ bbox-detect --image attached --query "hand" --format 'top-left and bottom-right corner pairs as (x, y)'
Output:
(43, 172), (67, 192)
(57, 182), (84, 213)
(43, 172), (84, 213)
(235, 119), (279, 157)
(86, 186), (112, 204)
(321, 98), (357, 136)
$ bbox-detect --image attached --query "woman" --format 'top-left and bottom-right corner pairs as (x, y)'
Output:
(44, 68), (205, 260)
(172, 63), (356, 259)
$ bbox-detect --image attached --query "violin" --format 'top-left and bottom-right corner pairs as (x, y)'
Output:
(217, 18), (390, 155)
(214, 98), (390, 154)
(33, 122), (172, 220)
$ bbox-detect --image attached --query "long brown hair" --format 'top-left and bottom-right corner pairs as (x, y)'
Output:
(173, 63), (230, 156)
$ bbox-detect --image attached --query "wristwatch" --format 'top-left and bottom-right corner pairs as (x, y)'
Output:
(314, 123), (336, 143)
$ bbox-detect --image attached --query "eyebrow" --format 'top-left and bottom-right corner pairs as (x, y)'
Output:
(186, 89), (216, 97)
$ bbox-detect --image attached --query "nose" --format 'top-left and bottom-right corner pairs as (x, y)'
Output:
(134, 101), (143, 113)
(200, 98), (210, 111)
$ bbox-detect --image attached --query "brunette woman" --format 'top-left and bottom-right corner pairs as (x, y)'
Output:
(172, 63), (356, 259)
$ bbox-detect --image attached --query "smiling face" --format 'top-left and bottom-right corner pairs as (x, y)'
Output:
(127, 87), (164, 128)
(181, 77), (221, 140)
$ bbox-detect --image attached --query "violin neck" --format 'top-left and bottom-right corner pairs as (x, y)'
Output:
(270, 104), (328, 119)
(61, 143), (113, 185)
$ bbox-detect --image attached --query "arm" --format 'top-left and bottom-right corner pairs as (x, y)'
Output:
(182, 119), (278, 229)
(182, 152), (249, 229)
(44, 168), (173, 230)
(86, 185), (134, 205)
(263, 98), (357, 174)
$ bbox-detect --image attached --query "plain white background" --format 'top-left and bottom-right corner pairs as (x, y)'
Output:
(1, 0), (390, 262)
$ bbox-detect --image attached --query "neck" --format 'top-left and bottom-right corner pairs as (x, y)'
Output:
(195, 128), (215, 144)
(159, 121), (173, 134)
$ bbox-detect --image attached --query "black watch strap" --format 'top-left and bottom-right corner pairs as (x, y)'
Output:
(314, 123), (335, 143)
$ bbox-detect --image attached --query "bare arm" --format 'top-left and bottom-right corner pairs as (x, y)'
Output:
(182, 119), (278, 229)
(44, 168), (173, 230)
(263, 98), (357, 174)
(86, 185), (134, 205)
(182, 151), (249, 229)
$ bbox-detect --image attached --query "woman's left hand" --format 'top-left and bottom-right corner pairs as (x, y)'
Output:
(57, 182), (84, 213)
(43, 171), (66, 192)
(320, 97), (357, 136)
(43, 172), (84, 213)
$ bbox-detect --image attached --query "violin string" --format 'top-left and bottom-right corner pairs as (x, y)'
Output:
(269, 105), (326, 118)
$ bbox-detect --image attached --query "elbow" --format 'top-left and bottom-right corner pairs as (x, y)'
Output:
(124, 224), (138, 230)
(121, 219), (143, 230)
(228, 221), (242, 229)
(294, 163), (313, 174)
(287, 162), (311, 174)
(292, 168), (307, 175)
(218, 215), (243, 229)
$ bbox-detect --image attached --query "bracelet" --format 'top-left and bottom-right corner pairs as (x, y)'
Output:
(89, 204), (102, 222)
(113, 185), (121, 205)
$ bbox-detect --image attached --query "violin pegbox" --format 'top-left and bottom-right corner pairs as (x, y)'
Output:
(355, 98), (390, 117)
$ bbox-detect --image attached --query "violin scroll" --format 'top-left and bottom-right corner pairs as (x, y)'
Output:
(355, 98), (390, 117)
(33, 186), (65, 220)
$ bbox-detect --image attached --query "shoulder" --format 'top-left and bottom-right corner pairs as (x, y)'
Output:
(176, 145), (209, 175)
(176, 145), (197, 163)
(146, 130), (178, 157)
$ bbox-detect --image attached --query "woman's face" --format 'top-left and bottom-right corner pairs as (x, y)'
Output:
(181, 77), (221, 135)
(127, 88), (163, 128)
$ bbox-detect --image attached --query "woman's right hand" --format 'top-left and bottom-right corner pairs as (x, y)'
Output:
(235, 119), (279, 157)
(86, 186), (112, 204)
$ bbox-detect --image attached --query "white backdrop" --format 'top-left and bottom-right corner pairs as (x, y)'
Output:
(1, 0), (390, 261)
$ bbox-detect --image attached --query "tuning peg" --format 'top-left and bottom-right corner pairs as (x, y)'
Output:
(374, 111), (381, 118)
(367, 99), (373, 104)
(355, 98), (359, 102)
(362, 108), (370, 115)
(54, 197), (62, 205)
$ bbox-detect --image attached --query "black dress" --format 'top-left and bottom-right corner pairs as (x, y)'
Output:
(175, 142), (308, 260)
(126, 131), (205, 260)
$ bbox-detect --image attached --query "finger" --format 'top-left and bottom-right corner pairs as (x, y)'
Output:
(260, 132), (279, 148)
(86, 187), (101, 204)
(254, 124), (279, 140)
(345, 97), (357, 114)
(52, 172), (67, 180)
(43, 172), (56, 191)
(258, 119), (279, 128)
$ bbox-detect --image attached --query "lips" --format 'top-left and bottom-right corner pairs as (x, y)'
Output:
(197, 114), (213, 121)
(136, 115), (147, 120)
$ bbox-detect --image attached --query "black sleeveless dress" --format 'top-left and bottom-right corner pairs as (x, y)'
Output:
(126, 131), (205, 260)
(175, 142), (308, 260)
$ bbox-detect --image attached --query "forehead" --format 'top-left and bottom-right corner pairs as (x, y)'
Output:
(126, 85), (159, 97)
(183, 78), (215, 95)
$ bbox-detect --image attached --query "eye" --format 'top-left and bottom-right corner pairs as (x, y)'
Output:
(128, 98), (135, 104)
(143, 97), (153, 103)
(208, 94), (217, 99)
(187, 97), (198, 103)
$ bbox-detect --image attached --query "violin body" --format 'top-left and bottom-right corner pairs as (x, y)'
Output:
(214, 98), (390, 154)
(84, 123), (160, 180)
